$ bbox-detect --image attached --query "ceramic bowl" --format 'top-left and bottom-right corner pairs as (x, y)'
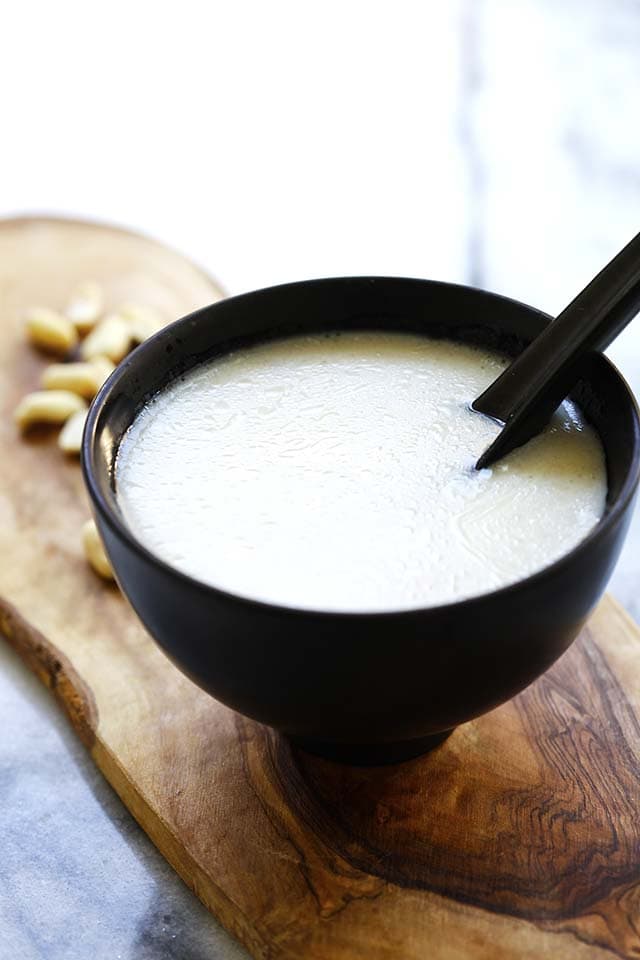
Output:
(82, 278), (640, 763)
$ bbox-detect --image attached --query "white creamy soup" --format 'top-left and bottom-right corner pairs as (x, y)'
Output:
(116, 332), (607, 612)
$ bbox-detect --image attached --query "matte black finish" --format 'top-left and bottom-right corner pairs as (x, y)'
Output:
(474, 229), (640, 469)
(82, 278), (640, 764)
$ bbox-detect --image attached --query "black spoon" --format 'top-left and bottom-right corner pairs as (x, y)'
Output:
(473, 230), (640, 470)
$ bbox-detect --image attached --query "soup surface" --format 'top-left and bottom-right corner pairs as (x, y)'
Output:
(116, 332), (607, 612)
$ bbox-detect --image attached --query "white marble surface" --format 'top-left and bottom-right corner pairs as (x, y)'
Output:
(2, 1), (640, 958)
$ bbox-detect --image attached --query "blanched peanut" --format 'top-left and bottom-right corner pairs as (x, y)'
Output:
(90, 356), (117, 384)
(42, 358), (115, 399)
(24, 308), (78, 356)
(82, 519), (114, 580)
(58, 409), (87, 455)
(119, 303), (166, 344)
(14, 390), (87, 431)
(65, 281), (104, 334)
(81, 314), (132, 363)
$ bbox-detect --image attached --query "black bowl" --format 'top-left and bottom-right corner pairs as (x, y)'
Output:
(82, 278), (640, 764)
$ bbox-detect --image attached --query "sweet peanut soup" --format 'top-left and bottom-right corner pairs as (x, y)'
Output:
(115, 332), (607, 612)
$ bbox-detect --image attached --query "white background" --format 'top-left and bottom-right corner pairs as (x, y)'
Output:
(1, 1), (469, 291)
(0, 0), (640, 300)
(2, 1), (638, 307)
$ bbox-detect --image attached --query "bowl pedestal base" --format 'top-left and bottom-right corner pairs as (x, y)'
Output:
(287, 728), (454, 765)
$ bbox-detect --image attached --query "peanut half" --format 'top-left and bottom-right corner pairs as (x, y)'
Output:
(58, 409), (87, 455)
(65, 281), (104, 334)
(14, 391), (87, 431)
(119, 303), (166, 344)
(81, 314), (132, 363)
(42, 358), (115, 399)
(82, 519), (114, 580)
(24, 308), (78, 356)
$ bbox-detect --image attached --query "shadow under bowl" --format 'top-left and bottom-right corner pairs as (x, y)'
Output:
(82, 277), (640, 764)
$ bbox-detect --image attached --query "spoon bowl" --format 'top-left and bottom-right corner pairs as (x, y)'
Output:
(82, 277), (640, 764)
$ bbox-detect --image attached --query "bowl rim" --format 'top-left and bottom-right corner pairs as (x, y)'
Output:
(82, 275), (640, 620)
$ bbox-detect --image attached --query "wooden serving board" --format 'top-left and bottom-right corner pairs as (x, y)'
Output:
(2, 218), (640, 959)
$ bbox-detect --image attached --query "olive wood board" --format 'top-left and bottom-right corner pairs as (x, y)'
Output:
(2, 217), (640, 959)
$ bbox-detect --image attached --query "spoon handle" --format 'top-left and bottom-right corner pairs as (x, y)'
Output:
(473, 230), (640, 469)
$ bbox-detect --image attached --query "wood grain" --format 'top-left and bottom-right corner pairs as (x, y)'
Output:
(2, 217), (640, 959)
